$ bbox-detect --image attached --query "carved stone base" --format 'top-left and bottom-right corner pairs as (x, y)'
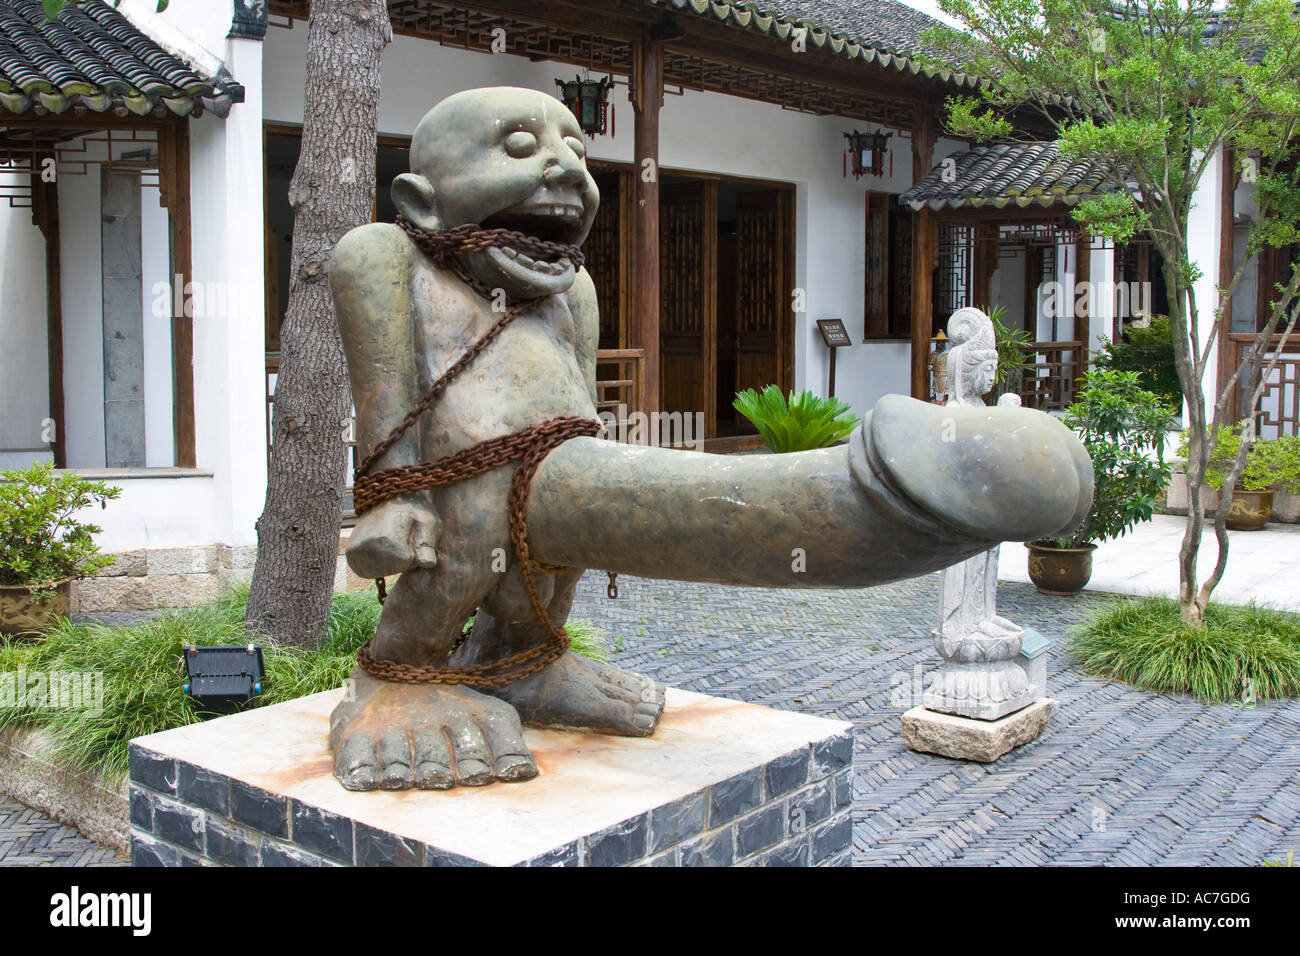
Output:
(922, 659), (1034, 721)
(902, 699), (1057, 763)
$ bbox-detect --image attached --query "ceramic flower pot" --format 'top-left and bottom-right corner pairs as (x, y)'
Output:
(1025, 542), (1097, 596)
(0, 578), (71, 638)
(1224, 489), (1273, 531)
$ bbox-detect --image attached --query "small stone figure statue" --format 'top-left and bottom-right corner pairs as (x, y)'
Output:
(923, 308), (1036, 720)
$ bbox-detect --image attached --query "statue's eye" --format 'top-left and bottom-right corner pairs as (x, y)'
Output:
(564, 135), (586, 158)
(504, 131), (537, 158)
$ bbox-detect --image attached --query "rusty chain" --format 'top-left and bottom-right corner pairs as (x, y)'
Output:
(351, 219), (601, 688)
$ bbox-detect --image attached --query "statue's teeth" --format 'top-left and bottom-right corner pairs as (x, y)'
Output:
(501, 246), (518, 259)
(517, 252), (535, 268)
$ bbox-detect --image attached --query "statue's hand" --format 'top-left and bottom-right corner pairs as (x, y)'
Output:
(346, 498), (439, 579)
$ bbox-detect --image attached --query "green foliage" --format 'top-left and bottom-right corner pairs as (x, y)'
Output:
(0, 585), (613, 783)
(1095, 316), (1182, 410)
(1069, 596), (1300, 704)
(41, 0), (167, 23)
(1178, 425), (1300, 493)
(733, 385), (860, 453)
(984, 303), (1032, 397)
(1042, 370), (1173, 547)
(0, 462), (120, 588)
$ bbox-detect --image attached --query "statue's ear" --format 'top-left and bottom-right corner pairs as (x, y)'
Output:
(391, 173), (443, 232)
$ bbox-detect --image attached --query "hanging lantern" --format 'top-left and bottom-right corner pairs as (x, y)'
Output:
(555, 74), (615, 137)
(844, 128), (893, 179)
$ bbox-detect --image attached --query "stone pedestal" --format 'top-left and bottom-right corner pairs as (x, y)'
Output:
(128, 688), (854, 867)
(902, 699), (1057, 763)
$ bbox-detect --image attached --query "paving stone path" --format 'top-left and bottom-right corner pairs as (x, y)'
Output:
(0, 794), (126, 867)
(3, 569), (1297, 866)
(570, 571), (1300, 867)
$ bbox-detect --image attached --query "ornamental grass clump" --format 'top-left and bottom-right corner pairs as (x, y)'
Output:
(1069, 597), (1300, 704)
(733, 385), (860, 453)
(0, 585), (612, 783)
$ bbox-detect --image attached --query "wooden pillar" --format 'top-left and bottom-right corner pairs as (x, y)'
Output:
(32, 159), (65, 468)
(159, 120), (196, 468)
(910, 107), (937, 399)
(972, 226), (994, 310)
(632, 33), (663, 416)
(1075, 233), (1091, 369)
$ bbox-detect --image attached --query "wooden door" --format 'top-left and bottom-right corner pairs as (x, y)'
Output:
(659, 180), (717, 432)
(582, 170), (631, 350)
(734, 189), (791, 399)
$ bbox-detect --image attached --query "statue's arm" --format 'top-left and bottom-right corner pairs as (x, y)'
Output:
(566, 267), (601, 407)
(331, 223), (438, 577)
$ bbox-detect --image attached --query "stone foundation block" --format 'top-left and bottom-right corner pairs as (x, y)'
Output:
(129, 688), (855, 867)
(902, 699), (1057, 763)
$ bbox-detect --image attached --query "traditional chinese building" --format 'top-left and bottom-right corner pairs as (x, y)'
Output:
(0, 0), (1294, 610)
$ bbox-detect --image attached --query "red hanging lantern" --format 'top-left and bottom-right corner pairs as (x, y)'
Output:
(555, 75), (615, 137)
(843, 128), (893, 179)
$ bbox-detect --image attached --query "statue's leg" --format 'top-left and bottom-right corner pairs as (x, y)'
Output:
(329, 565), (538, 791)
(459, 566), (666, 736)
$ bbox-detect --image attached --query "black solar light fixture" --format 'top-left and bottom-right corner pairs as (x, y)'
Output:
(182, 644), (265, 714)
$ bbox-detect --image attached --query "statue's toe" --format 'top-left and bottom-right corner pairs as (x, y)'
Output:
(868, 394), (1093, 543)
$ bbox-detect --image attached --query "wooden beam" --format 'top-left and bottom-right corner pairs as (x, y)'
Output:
(32, 160), (65, 468)
(910, 107), (937, 399)
(633, 32), (663, 416)
(160, 120), (196, 468)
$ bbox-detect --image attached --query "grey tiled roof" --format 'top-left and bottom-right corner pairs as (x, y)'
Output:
(650, 0), (979, 89)
(899, 141), (1125, 211)
(0, 0), (243, 117)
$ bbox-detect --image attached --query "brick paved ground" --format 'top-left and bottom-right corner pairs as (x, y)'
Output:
(570, 571), (1300, 867)
(0, 794), (126, 867)
(3, 569), (1297, 866)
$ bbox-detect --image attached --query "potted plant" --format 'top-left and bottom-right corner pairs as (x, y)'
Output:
(986, 304), (1033, 404)
(1026, 370), (1173, 594)
(0, 462), (120, 637)
(1178, 425), (1300, 531)
(733, 385), (860, 453)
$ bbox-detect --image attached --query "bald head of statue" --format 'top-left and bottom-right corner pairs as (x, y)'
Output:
(391, 87), (600, 299)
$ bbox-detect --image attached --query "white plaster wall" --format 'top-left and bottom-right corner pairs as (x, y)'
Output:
(263, 26), (965, 416)
(84, 472), (219, 553)
(0, 203), (51, 469)
(58, 143), (107, 469)
(1187, 148), (1225, 408)
(141, 182), (174, 467)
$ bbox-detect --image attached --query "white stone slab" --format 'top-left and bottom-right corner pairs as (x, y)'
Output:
(133, 688), (851, 867)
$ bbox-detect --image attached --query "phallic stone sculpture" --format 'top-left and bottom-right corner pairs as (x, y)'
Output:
(923, 308), (1035, 721)
(326, 86), (1093, 792)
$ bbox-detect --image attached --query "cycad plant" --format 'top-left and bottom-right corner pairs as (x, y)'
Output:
(733, 385), (860, 453)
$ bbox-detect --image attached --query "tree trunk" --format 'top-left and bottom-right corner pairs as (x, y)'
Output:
(246, 0), (391, 646)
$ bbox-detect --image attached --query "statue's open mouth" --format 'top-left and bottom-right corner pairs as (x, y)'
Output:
(475, 201), (589, 295)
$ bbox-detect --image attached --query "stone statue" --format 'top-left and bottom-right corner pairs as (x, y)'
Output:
(923, 307), (1034, 720)
(326, 87), (1093, 791)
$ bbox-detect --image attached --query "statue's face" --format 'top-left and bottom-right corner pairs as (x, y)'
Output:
(401, 87), (600, 299)
(964, 349), (997, 398)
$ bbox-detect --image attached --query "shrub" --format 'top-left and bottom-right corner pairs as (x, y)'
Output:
(1038, 369), (1172, 547)
(1095, 316), (1181, 411)
(1177, 425), (1300, 493)
(0, 462), (120, 588)
(733, 385), (860, 453)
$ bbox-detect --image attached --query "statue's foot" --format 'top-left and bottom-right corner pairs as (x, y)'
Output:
(330, 668), (537, 791)
(486, 651), (666, 736)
